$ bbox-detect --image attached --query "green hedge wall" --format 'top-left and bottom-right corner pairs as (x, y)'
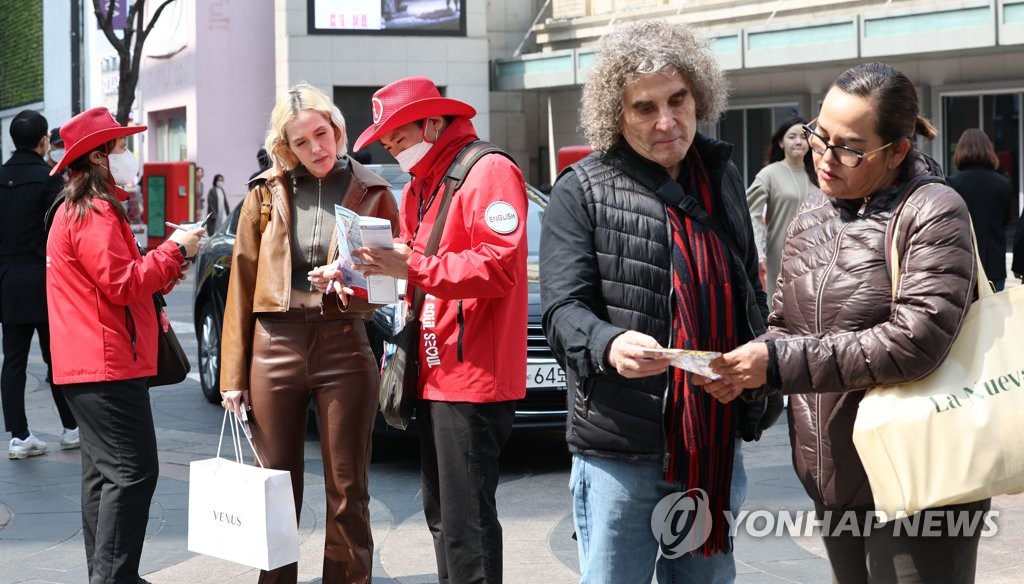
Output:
(0, 0), (45, 110)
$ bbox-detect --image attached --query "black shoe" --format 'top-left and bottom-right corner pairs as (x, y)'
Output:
(138, 579), (152, 584)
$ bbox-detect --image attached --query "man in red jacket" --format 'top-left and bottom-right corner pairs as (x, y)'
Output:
(352, 77), (528, 583)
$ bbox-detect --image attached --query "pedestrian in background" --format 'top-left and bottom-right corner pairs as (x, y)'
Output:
(46, 107), (204, 584)
(701, 62), (987, 584)
(47, 127), (65, 168)
(206, 173), (230, 232)
(334, 75), (529, 583)
(0, 110), (79, 459)
(540, 20), (770, 583)
(948, 128), (1014, 291)
(248, 146), (272, 181)
(745, 116), (815, 300)
(194, 165), (205, 219)
(220, 83), (399, 584)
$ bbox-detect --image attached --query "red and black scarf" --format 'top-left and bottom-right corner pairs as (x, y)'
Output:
(664, 147), (737, 556)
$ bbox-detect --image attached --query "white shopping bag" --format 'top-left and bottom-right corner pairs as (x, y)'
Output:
(853, 219), (1024, 518)
(187, 410), (299, 570)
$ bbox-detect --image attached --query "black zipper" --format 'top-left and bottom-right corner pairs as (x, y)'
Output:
(456, 300), (465, 362)
(124, 307), (138, 361)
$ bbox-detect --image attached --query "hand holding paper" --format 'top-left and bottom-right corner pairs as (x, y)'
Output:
(640, 348), (723, 380)
(334, 205), (399, 303)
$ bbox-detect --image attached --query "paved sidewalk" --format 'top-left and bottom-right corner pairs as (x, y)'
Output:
(2, 294), (1024, 582)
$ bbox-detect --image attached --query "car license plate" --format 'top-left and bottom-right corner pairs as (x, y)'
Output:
(527, 363), (566, 389)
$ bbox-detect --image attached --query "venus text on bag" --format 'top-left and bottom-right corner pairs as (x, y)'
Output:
(213, 510), (243, 526)
(929, 370), (1024, 413)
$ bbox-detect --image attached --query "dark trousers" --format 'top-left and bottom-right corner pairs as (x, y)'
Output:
(61, 378), (159, 584)
(418, 399), (516, 584)
(249, 313), (379, 584)
(2, 322), (76, 435)
(817, 499), (990, 584)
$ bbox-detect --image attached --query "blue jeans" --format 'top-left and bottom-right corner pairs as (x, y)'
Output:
(570, 442), (746, 584)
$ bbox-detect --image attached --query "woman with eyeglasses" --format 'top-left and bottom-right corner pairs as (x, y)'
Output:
(695, 63), (986, 583)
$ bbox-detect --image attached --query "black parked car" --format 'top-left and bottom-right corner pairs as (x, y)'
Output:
(191, 164), (566, 432)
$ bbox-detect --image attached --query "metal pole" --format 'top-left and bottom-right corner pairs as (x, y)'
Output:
(547, 94), (556, 183)
(514, 0), (551, 58)
(70, 0), (84, 115)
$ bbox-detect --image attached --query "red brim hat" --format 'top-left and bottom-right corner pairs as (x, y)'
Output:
(51, 107), (147, 176)
(353, 76), (475, 152)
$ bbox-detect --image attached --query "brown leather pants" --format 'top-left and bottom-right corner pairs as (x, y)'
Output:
(249, 309), (378, 584)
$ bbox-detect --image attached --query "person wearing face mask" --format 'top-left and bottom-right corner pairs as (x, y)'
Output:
(314, 76), (528, 584)
(45, 107), (205, 584)
(47, 127), (66, 168)
(219, 83), (399, 584)
(744, 116), (816, 300)
(0, 110), (79, 461)
(205, 173), (230, 232)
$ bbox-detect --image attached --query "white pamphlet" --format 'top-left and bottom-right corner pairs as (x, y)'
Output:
(334, 205), (398, 304)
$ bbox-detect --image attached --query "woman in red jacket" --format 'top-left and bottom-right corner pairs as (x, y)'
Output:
(46, 107), (204, 584)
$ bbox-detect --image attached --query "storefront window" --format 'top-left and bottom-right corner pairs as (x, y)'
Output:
(153, 110), (188, 162)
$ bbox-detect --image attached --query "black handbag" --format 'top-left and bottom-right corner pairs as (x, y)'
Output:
(378, 314), (421, 429)
(378, 141), (513, 429)
(148, 292), (190, 387)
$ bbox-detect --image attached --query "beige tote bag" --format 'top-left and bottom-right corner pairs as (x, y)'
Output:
(852, 206), (1024, 519)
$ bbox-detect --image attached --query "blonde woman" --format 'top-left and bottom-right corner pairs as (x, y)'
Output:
(219, 83), (399, 584)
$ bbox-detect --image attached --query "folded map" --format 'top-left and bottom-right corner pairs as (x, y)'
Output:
(334, 204), (398, 304)
(642, 348), (722, 380)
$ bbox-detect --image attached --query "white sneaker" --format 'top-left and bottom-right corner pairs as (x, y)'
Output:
(9, 434), (47, 459)
(60, 427), (80, 450)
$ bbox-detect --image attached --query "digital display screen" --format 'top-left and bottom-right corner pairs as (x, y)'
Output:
(308, 0), (466, 36)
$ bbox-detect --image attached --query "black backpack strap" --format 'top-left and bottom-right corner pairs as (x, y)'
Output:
(443, 140), (515, 192)
(658, 177), (744, 261)
(43, 195), (65, 235)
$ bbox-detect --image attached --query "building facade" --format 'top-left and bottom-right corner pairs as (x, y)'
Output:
(495, 0), (1024, 213)
(27, 1), (1024, 214)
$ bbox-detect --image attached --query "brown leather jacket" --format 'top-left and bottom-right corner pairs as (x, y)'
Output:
(766, 161), (977, 510)
(219, 159), (399, 393)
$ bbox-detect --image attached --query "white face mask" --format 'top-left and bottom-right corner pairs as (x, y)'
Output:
(105, 150), (140, 185)
(50, 148), (65, 163)
(394, 140), (433, 172)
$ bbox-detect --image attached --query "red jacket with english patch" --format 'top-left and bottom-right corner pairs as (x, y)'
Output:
(402, 118), (528, 403)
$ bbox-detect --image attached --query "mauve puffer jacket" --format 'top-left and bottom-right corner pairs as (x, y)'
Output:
(766, 163), (977, 511)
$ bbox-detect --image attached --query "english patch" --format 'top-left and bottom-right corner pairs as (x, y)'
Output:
(485, 201), (519, 234)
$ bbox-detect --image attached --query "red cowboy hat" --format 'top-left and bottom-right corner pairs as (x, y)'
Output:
(50, 107), (147, 176)
(353, 77), (475, 152)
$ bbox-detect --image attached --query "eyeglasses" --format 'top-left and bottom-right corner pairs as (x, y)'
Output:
(802, 120), (897, 168)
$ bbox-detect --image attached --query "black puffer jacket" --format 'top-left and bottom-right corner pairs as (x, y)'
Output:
(767, 156), (976, 510)
(541, 134), (767, 459)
